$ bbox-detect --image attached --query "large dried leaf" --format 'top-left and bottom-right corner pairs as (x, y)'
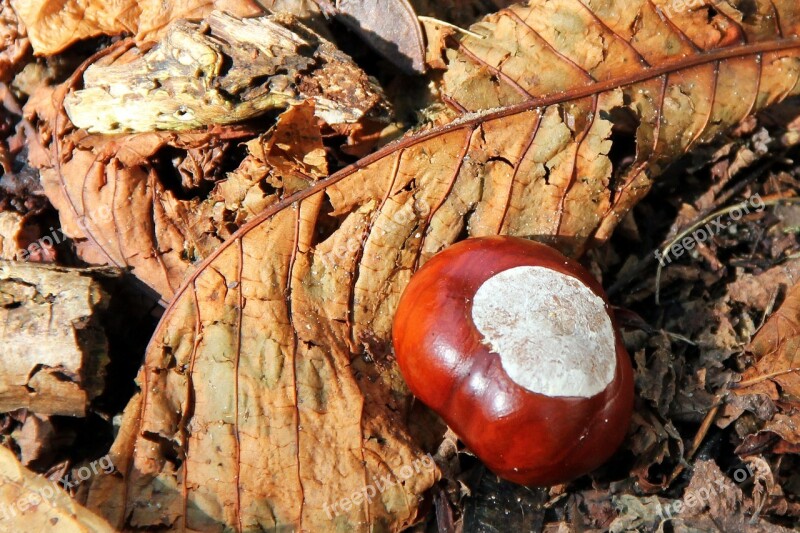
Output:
(85, 193), (439, 530)
(82, 0), (800, 530)
(435, 0), (800, 255)
(10, 0), (262, 56)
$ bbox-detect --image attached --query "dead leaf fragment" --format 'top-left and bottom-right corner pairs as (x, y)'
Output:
(0, 0), (29, 81)
(736, 281), (800, 402)
(10, 0), (262, 56)
(727, 276), (800, 460)
(335, 0), (426, 74)
(191, 102), (328, 243)
(31, 94), (330, 301)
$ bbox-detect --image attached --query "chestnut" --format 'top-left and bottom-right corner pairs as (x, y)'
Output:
(393, 236), (633, 486)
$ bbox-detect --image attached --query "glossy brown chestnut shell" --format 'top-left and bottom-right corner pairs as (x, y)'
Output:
(392, 236), (634, 486)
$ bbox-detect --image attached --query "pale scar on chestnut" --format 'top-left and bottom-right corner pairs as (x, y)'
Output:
(471, 265), (617, 398)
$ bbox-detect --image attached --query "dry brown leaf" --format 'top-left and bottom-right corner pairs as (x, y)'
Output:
(658, 460), (791, 531)
(628, 408), (684, 492)
(10, 0), (263, 56)
(190, 102), (328, 243)
(35, 126), (234, 302)
(736, 281), (800, 402)
(34, 116), (316, 301)
(335, 0), (426, 74)
(0, 0), (28, 81)
(435, 1), (800, 255)
(727, 257), (800, 310)
(0, 445), (112, 531)
(732, 281), (800, 455)
(13, 414), (56, 466)
(85, 193), (440, 530)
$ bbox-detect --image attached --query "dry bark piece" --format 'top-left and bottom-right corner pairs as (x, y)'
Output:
(65, 12), (390, 134)
(0, 445), (113, 530)
(0, 261), (115, 416)
(10, 0), (263, 56)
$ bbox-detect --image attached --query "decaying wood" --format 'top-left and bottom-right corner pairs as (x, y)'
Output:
(0, 261), (116, 416)
(64, 11), (390, 134)
(0, 445), (112, 531)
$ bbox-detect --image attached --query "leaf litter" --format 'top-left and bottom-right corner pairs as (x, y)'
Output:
(2, 0), (800, 531)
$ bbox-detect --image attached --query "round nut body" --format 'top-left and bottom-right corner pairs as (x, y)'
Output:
(392, 236), (634, 486)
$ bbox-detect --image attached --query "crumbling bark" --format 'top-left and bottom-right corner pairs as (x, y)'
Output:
(64, 11), (390, 134)
(0, 262), (116, 416)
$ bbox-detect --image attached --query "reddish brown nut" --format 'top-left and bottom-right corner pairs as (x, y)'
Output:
(392, 236), (633, 486)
